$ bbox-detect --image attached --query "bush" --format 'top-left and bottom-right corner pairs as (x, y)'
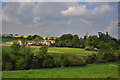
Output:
(86, 53), (97, 64)
(15, 57), (26, 70)
(95, 54), (106, 63)
(4, 62), (13, 71)
(42, 55), (54, 68)
(58, 54), (71, 67)
(57, 54), (86, 67)
(103, 50), (117, 62)
(2, 48), (12, 71)
(30, 54), (43, 69)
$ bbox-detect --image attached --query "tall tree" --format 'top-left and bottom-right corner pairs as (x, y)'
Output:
(72, 35), (79, 48)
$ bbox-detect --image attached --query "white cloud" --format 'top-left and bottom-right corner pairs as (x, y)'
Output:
(80, 18), (92, 26)
(2, 11), (10, 22)
(92, 4), (111, 15)
(104, 20), (118, 33)
(61, 4), (112, 16)
(33, 16), (40, 24)
(2, 2), (117, 38)
(61, 5), (87, 16)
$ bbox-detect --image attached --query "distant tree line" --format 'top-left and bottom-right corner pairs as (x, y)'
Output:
(2, 34), (55, 40)
(55, 32), (120, 50)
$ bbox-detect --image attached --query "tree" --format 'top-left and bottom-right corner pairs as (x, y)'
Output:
(32, 34), (40, 40)
(34, 37), (42, 45)
(11, 41), (22, 55)
(49, 37), (54, 40)
(79, 38), (85, 48)
(85, 35), (99, 48)
(26, 35), (32, 40)
(72, 35), (79, 48)
(39, 45), (48, 55)
(98, 32), (111, 43)
(59, 34), (73, 41)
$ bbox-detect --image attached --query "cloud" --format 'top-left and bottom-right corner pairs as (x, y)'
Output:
(104, 20), (118, 38)
(2, 2), (117, 38)
(2, 2), (35, 25)
(61, 4), (87, 16)
(80, 18), (92, 26)
(92, 4), (111, 15)
(2, 11), (10, 22)
(61, 4), (112, 17)
(33, 16), (40, 24)
(104, 20), (118, 33)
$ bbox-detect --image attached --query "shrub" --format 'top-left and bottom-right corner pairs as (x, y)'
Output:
(15, 57), (26, 70)
(95, 54), (106, 63)
(4, 62), (13, 71)
(58, 54), (86, 67)
(25, 53), (34, 70)
(42, 55), (54, 68)
(103, 50), (117, 62)
(30, 54), (43, 69)
(86, 53), (97, 64)
(2, 48), (12, 71)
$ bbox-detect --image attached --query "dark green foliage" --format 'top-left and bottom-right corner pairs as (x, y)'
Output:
(85, 35), (99, 48)
(43, 55), (54, 68)
(2, 48), (12, 71)
(58, 54), (71, 67)
(11, 41), (22, 55)
(79, 38), (85, 48)
(32, 34), (40, 40)
(30, 54), (43, 69)
(102, 50), (117, 62)
(95, 54), (106, 63)
(72, 35), (79, 48)
(59, 34), (73, 41)
(26, 35), (32, 40)
(15, 57), (26, 70)
(39, 45), (48, 55)
(86, 53), (97, 64)
(49, 37), (54, 40)
(57, 54), (86, 67)
(98, 41), (118, 62)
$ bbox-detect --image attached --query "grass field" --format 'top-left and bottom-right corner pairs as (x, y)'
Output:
(2, 45), (97, 55)
(2, 62), (118, 78)
(1, 38), (16, 44)
(48, 47), (97, 54)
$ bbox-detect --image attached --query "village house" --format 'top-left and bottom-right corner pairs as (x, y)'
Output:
(18, 40), (55, 46)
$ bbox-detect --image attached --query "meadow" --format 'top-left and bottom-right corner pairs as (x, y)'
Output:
(2, 62), (118, 78)
(2, 45), (97, 55)
(2, 38), (119, 78)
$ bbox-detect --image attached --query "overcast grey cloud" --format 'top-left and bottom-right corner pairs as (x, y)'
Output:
(2, 2), (118, 38)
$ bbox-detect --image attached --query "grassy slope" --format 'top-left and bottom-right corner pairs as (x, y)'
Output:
(48, 47), (97, 54)
(2, 45), (97, 55)
(2, 38), (97, 55)
(2, 62), (118, 78)
(2, 38), (16, 44)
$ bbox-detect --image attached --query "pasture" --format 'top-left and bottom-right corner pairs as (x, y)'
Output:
(2, 62), (118, 78)
(2, 45), (97, 55)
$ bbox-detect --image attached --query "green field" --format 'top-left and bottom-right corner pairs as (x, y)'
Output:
(2, 62), (118, 78)
(2, 45), (97, 55)
(48, 47), (97, 54)
(2, 38), (118, 78)
(1, 38), (16, 44)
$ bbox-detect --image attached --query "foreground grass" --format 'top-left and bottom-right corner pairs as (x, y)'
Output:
(2, 62), (118, 78)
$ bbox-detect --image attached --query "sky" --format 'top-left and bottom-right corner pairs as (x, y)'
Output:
(1, 2), (118, 38)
